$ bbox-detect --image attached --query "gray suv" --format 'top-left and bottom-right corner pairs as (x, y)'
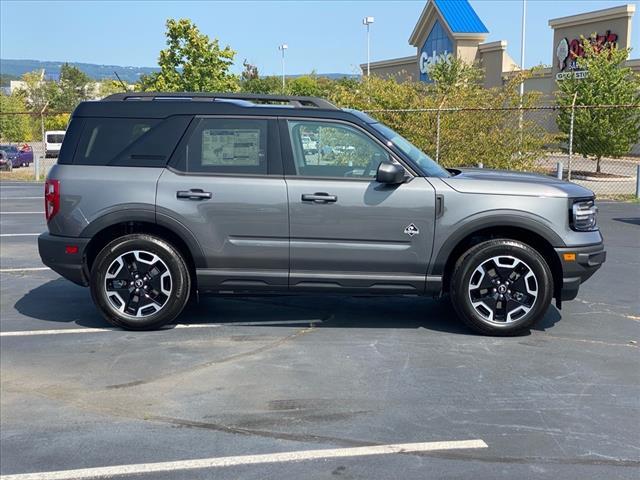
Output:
(38, 93), (605, 335)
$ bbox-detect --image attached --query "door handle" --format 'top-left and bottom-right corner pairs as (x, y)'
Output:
(301, 192), (337, 203)
(176, 189), (212, 200)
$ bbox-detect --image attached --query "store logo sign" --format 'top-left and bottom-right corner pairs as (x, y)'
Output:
(419, 50), (453, 75)
(556, 30), (618, 80)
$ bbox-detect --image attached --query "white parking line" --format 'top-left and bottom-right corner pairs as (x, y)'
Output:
(0, 212), (44, 214)
(0, 439), (488, 480)
(0, 320), (322, 337)
(0, 233), (41, 237)
(0, 196), (42, 199)
(1, 324), (223, 337)
(0, 267), (50, 273)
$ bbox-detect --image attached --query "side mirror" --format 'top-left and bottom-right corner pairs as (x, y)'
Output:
(376, 161), (405, 184)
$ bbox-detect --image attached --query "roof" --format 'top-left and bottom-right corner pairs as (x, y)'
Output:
(433, 0), (488, 33)
(409, 0), (488, 47)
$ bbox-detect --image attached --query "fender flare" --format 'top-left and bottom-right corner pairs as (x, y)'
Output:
(80, 204), (206, 268)
(429, 212), (566, 276)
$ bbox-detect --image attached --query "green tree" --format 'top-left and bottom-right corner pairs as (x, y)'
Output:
(52, 63), (94, 111)
(427, 55), (484, 95)
(241, 75), (281, 94)
(15, 70), (57, 113)
(97, 79), (128, 98)
(139, 18), (239, 92)
(329, 70), (550, 171)
(0, 94), (32, 142)
(556, 38), (640, 172)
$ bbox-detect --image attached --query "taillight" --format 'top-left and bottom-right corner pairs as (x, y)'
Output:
(45, 179), (60, 222)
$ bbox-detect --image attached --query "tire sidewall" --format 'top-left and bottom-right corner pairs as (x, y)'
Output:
(90, 234), (190, 330)
(451, 240), (552, 335)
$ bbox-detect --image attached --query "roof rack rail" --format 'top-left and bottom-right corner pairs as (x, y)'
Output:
(102, 92), (338, 110)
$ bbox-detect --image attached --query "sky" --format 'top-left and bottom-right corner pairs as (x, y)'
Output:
(1, 0), (638, 76)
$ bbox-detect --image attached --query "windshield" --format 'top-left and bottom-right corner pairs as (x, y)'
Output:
(371, 123), (450, 178)
(47, 134), (65, 143)
(0, 145), (18, 153)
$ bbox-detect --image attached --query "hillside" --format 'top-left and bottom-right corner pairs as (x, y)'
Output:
(1, 59), (359, 84)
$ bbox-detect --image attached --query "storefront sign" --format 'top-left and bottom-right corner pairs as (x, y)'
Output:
(556, 30), (618, 74)
(419, 50), (453, 75)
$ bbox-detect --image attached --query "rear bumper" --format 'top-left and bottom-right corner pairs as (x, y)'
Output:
(38, 233), (90, 286)
(554, 242), (606, 301)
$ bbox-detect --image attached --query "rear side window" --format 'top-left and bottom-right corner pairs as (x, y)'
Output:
(74, 118), (159, 166)
(178, 118), (268, 174)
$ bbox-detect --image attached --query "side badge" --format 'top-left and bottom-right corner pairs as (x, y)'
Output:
(404, 223), (419, 237)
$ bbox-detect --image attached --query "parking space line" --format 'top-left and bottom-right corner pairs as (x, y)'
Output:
(0, 212), (44, 214)
(0, 233), (41, 237)
(0, 267), (50, 273)
(0, 439), (488, 480)
(0, 196), (43, 200)
(0, 324), (224, 336)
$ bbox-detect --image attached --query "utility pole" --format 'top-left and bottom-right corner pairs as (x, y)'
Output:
(363, 16), (374, 77)
(278, 44), (288, 92)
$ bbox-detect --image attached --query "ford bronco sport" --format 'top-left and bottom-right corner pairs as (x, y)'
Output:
(38, 93), (606, 335)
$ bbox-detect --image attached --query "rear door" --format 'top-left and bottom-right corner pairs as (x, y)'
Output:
(157, 116), (289, 292)
(281, 118), (436, 293)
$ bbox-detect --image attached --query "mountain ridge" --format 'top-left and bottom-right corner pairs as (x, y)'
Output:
(1, 59), (359, 84)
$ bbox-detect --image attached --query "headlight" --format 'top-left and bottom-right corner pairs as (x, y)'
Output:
(571, 199), (598, 231)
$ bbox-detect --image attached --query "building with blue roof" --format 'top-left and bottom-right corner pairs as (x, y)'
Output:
(362, 0), (638, 92)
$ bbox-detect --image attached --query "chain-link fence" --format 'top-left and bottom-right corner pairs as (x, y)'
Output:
(364, 104), (640, 197)
(0, 111), (70, 180)
(1, 106), (639, 197)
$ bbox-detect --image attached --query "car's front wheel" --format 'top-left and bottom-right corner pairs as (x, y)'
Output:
(449, 239), (553, 336)
(90, 234), (191, 330)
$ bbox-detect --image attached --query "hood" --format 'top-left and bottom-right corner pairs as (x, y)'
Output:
(442, 168), (594, 198)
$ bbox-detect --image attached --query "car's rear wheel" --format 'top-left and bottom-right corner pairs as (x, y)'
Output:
(449, 239), (553, 336)
(90, 234), (191, 330)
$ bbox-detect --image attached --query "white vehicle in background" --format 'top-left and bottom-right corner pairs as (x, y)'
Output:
(45, 131), (66, 158)
(301, 135), (318, 154)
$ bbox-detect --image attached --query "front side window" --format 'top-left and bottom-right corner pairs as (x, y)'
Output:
(287, 120), (390, 178)
(184, 118), (267, 174)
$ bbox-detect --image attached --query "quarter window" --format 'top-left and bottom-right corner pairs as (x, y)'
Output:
(74, 118), (158, 166)
(183, 118), (268, 174)
(287, 120), (390, 178)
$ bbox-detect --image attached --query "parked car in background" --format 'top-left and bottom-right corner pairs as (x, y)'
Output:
(0, 144), (34, 168)
(18, 143), (34, 166)
(45, 131), (66, 158)
(301, 135), (318, 154)
(0, 150), (12, 172)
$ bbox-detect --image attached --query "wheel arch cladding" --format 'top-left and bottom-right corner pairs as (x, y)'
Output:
(83, 219), (204, 285)
(437, 221), (563, 300)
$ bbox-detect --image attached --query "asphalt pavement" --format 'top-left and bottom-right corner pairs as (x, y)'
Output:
(0, 181), (638, 479)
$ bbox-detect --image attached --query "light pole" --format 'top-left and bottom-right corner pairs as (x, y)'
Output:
(519, 0), (526, 102)
(518, 0), (527, 154)
(363, 16), (374, 77)
(278, 44), (288, 92)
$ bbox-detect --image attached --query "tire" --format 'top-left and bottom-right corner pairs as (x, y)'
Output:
(449, 239), (553, 336)
(90, 234), (191, 330)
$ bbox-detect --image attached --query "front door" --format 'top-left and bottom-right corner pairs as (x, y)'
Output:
(157, 116), (289, 292)
(282, 119), (436, 293)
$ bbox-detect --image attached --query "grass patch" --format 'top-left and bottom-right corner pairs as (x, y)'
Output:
(0, 169), (41, 182)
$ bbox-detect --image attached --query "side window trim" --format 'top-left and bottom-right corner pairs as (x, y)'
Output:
(278, 117), (415, 180)
(168, 115), (282, 177)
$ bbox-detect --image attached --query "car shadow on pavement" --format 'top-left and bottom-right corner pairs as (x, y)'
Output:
(14, 278), (109, 328)
(612, 217), (640, 226)
(14, 279), (561, 335)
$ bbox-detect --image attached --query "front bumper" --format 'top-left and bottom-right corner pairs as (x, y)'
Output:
(554, 242), (606, 301)
(38, 233), (91, 286)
